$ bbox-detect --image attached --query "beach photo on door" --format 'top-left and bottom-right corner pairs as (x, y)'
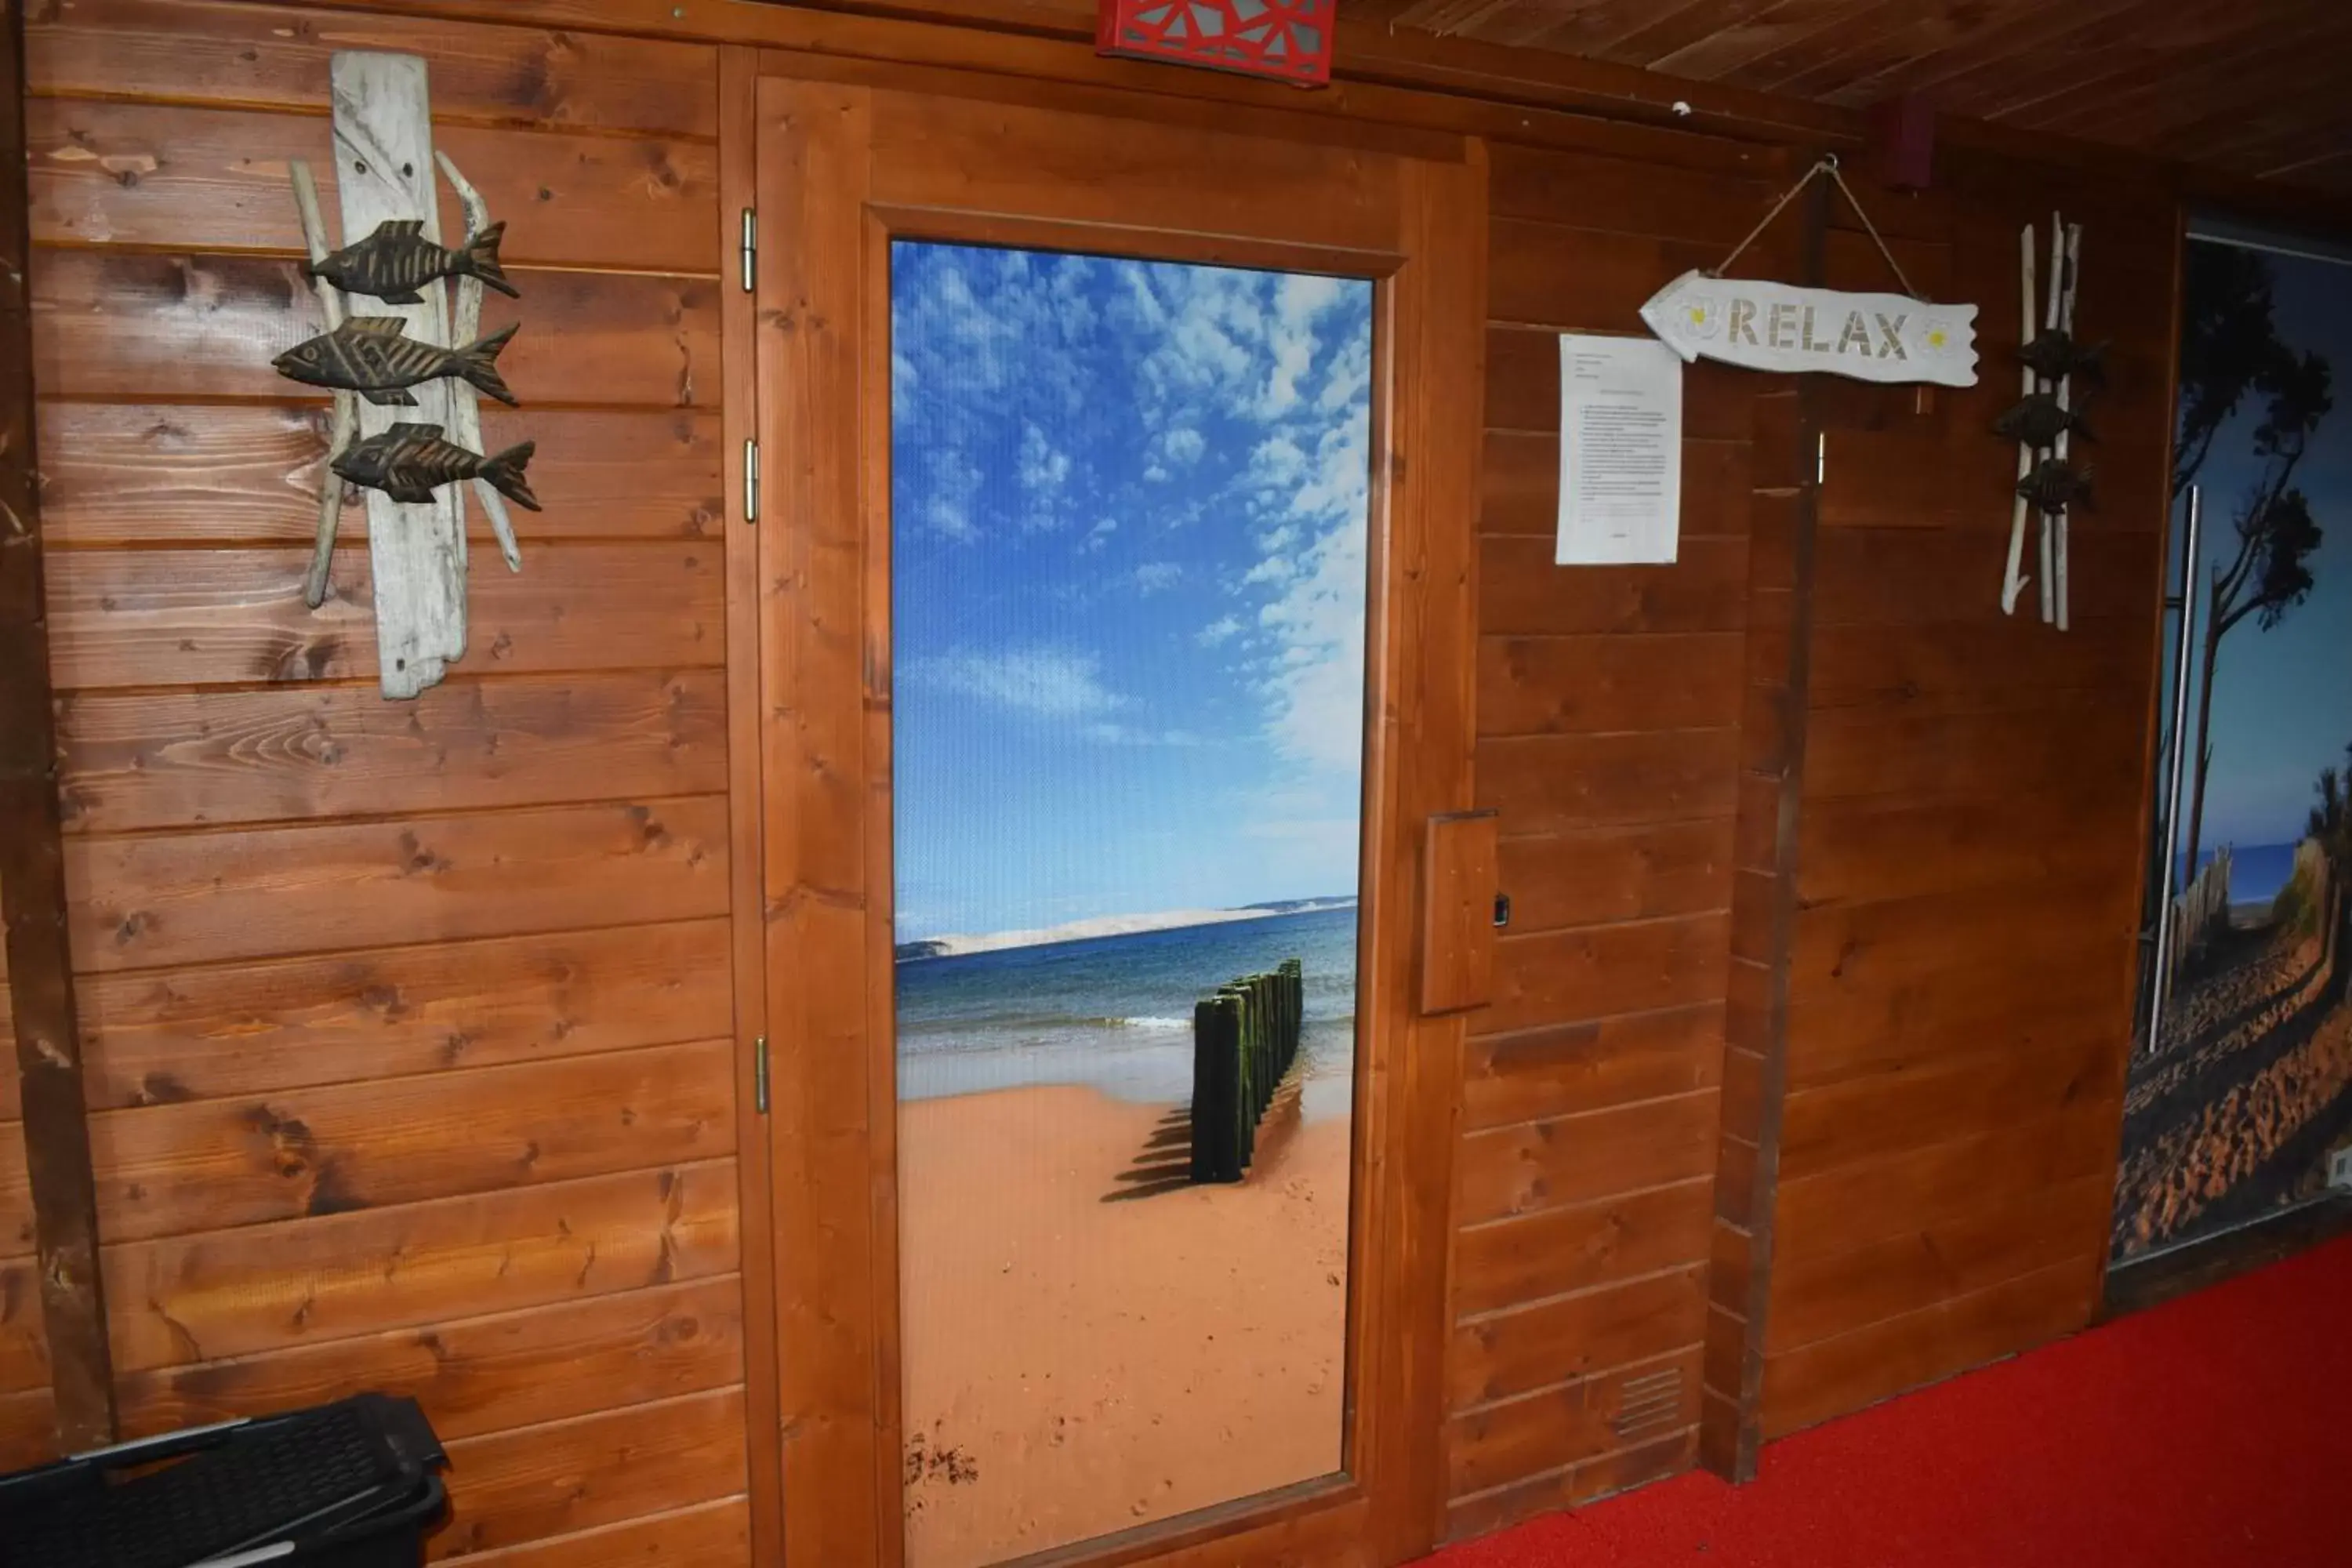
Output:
(2119, 227), (2352, 1262)
(890, 241), (1374, 1566)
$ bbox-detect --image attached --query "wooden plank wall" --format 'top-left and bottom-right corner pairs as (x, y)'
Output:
(0, 920), (54, 1470)
(1751, 151), (2172, 1439)
(1441, 127), (1794, 1540)
(23, 2), (754, 1559)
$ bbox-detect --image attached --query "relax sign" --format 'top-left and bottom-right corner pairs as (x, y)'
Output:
(1639, 270), (1980, 387)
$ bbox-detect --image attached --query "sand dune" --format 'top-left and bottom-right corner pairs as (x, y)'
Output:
(899, 901), (1354, 960)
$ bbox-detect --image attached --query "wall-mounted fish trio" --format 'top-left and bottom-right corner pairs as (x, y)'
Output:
(1998, 212), (2102, 629)
(278, 50), (539, 699)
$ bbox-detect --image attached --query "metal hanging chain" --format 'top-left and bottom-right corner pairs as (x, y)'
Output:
(1708, 154), (1928, 301)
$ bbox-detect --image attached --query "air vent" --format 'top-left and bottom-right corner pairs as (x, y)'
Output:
(1610, 1365), (1686, 1441)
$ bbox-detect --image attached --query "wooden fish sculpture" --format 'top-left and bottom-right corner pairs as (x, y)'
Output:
(2016, 456), (2093, 518)
(2016, 328), (2107, 384)
(331, 423), (541, 510)
(273, 318), (520, 407)
(1992, 391), (2096, 449)
(305, 218), (517, 303)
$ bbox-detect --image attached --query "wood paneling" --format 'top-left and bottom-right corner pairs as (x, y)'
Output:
(27, 0), (722, 137)
(91, 1039), (737, 1242)
(66, 797), (731, 974)
(47, 543), (723, 691)
(103, 1159), (741, 1374)
(1730, 149), (2168, 1454)
(41, 405), (724, 547)
(57, 670), (728, 833)
(78, 919), (735, 1110)
(33, 250), (720, 409)
(117, 1276), (745, 1441)
(1449, 125), (1759, 1532)
(431, 1387), (747, 1559)
(29, 101), (719, 274)
(23, 5), (750, 1556)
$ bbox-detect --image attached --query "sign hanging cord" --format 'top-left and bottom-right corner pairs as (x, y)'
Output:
(1708, 154), (1926, 301)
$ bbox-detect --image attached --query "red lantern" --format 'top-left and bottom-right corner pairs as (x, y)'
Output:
(1096, 0), (1334, 87)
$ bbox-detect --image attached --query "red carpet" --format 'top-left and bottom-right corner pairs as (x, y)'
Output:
(1425, 1235), (2352, 1568)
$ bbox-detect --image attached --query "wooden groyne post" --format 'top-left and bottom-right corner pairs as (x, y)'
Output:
(1190, 958), (1305, 1183)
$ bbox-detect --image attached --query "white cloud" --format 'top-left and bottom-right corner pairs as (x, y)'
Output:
(1161, 426), (1207, 466)
(1081, 517), (1117, 554)
(1196, 615), (1243, 647)
(1132, 561), (1183, 594)
(1017, 420), (1071, 494)
(909, 648), (1122, 718)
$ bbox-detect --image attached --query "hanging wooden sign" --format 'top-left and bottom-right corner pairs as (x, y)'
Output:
(1639, 271), (1980, 387)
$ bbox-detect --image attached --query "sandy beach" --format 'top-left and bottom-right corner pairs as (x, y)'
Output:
(898, 1080), (1351, 1566)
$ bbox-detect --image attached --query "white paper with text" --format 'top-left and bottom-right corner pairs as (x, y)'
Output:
(1556, 333), (1683, 566)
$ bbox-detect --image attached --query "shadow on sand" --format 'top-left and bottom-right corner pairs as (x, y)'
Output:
(1103, 1077), (1308, 1203)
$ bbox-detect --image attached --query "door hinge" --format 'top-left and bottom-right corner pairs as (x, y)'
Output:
(740, 206), (756, 292)
(743, 439), (760, 524)
(753, 1034), (770, 1114)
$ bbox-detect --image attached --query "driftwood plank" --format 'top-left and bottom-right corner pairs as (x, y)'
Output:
(57, 668), (728, 833)
(29, 100), (719, 275)
(90, 1038), (737, 1242)
(65, 795), (731, 975)
(329, 49), (465, 699)
(77, 918), (734, 1111)
(46, 540), (723, 691)
(103, 1158), (742, 1373)
(116, 1275), (742, 1442)
(41, 405), (724, 546)
(33, 249), (720, 409)
(27, 0), (720, 139)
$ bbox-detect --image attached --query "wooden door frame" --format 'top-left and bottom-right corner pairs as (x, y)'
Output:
(750, 65), (1485, 1568)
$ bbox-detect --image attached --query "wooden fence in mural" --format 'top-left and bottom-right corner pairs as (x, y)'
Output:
(1189, 959), (1304, 1184)
(2171, 844), (2234, 972)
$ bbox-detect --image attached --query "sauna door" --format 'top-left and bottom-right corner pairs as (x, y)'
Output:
(752, 75), (1483, 1568)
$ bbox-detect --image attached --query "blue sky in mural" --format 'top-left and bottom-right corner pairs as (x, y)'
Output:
(2183, 241), (2352, 853)
(890, 243), (1374, 941)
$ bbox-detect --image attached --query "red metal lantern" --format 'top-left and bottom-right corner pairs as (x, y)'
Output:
(1096, 0), (1334, 87)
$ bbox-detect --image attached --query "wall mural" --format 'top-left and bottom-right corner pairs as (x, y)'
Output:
(889, 241), (1372, 1565)
(2120, 227), (2352, 1265)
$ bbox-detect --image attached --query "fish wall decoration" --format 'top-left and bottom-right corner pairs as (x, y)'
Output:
(276, 48), (543, 700)
(332, 423), (540, 510)
(306, 216), (517, 303)
(1998, 214), (2094, 630)
(1992, 390), (2096, 448)
(274, 318), (519, 407)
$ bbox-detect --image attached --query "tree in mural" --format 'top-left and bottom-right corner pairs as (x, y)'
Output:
(2176, 243), (2336, 884)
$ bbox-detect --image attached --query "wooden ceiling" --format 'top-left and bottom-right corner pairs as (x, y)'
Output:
(1352, 0), (2352, 193)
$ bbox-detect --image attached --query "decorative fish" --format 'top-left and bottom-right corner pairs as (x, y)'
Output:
(2016, 328), (2107, 384)
(304, 218), (517, 303)
(331, 423), (541, 510)
(2016, 457), (2094, 517)
(272, 318), (520, 407)
(1992, 392), (2096, 448)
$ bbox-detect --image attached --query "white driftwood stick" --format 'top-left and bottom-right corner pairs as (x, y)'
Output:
(331, 51), (466, 699)
(2037, 210), (2063, 623)
(289, 159), (358, 610)
(2053, 222), (2083, 632)
(434, 150), (521, 573)
(2001, 223), (2035, 615)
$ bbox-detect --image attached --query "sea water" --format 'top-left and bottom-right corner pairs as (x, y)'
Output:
(895, 904), (1359, 1121)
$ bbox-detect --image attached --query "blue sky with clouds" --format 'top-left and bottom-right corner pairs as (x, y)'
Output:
(2176, 238), (2352, 853)
(890, 243), (1374, 941)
